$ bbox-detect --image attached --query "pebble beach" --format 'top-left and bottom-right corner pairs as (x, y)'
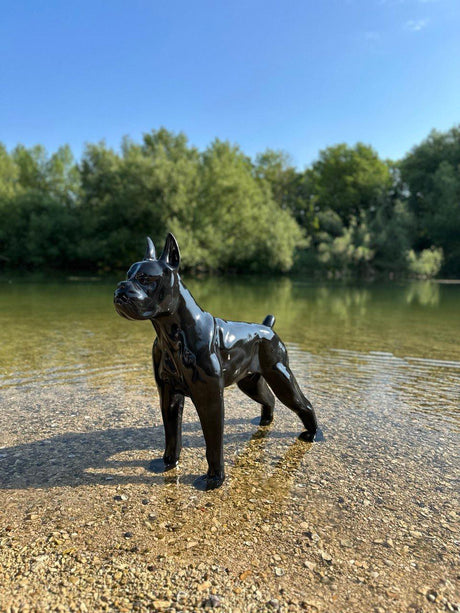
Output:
(0, 344), (458, 612)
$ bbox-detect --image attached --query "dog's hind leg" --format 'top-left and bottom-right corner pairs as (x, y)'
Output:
(237, 374), (275, 426)
(262, 361), (317, 440)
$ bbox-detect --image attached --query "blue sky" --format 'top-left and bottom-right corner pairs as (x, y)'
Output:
(1, 0), (459, 168)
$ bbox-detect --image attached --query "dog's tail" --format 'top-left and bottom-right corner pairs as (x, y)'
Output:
(262, 314), (276, 328)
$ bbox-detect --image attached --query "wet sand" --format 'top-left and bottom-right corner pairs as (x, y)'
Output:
(0, 349), (459, 612)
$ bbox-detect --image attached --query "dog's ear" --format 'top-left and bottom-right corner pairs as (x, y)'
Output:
(160, 233), (180, 269)
(144, 237), (156, 261)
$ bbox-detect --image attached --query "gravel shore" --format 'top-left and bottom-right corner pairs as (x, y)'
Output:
(0, 349), (458, 612)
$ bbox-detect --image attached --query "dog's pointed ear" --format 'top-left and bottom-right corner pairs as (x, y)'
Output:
(160, 233), (180, 269)
(144, 237), (156, 261)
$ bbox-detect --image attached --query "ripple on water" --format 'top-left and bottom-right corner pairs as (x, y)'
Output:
(288, 345), (460, 431)
(1, 344), (458, 434)
(0, 362), (148, 389)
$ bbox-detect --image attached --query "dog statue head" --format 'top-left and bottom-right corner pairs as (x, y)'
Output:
(114, 233), (181, 321)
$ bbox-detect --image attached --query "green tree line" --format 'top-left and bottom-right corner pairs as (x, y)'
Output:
(0, 125), (458, 277)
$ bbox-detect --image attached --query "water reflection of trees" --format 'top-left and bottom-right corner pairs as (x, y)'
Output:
(186, 276), (295, 323)
(405, 281), (440, 307)
(311, 286), (371, 320)
(0, 278), (454, 384)
(189, 279), (374, 354)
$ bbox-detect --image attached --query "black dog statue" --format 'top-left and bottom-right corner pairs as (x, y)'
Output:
(114, 234), (318, 489)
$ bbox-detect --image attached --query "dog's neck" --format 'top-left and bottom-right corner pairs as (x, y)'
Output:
(150, 278), (213, 346)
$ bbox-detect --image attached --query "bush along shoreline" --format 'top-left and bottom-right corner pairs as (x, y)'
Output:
(0, 125), (458, 279)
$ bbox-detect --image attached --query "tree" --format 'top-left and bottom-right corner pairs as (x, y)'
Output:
(0, 144), (20, 201)
(140, 128), (201, 268)
(400, 126), (460, 276)
(306, 143), (392, 222)
(369, 196), (415, 274)
(196, 140), (304, 272)
(1, 125), (458, 278)
(0, 191), (79, 267)
(315, 213), (374, 276)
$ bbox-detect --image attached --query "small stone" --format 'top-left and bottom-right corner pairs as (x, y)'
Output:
(123, 532), (133, 539)
(340, 539), (353, 548)
(384, 559), (394, 567)
(151, 600), (171, 610)
(239, 570), (252, 580)
(304, 560), (316, 571)
(141, 499), (149, 505)
(267, 599), (280, 609)
(198, 581), (212, 591)
(426, 590), (437, 602)
(202, 594), (221, 608)
(114, 494), (128, 501)
(274, 567), (285, 576)
(320, 550), (333, 563)
(25, 513), (39, 521)
(385, 538), (394, 548)
(300, 522), (309, 530)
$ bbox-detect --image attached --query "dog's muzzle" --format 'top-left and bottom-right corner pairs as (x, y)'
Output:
(114, 282), (145, 319)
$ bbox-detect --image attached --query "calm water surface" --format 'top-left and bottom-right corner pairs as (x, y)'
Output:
(0, 276), (459, 429)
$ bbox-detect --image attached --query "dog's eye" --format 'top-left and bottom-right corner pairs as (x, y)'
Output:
(136, 273), (152, 285)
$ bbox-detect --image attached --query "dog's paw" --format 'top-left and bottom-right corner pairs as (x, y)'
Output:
(163, 455), (179, 468)
(298, 430), (316, 442)
(194, 473), (225, 491)
(298, 428), (324, 442)
(148, 457), (178, 473)
(260, 406), (274, 426)
(259, 416), (273, 426)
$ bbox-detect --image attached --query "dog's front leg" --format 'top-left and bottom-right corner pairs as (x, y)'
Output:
(153, 343), (184, 468)
(159, 384), (185, 467)
(148, 381), (184, 473)
(192, 380), (225, 490)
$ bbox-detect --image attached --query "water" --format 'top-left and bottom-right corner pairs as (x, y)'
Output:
(0, 276), (459, 429)
(0, 276), (459, 611)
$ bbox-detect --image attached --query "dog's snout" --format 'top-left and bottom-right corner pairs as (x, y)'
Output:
(114, 280), (144, 302)
(114, 293), (130, 304)
(115, 281), (134, 293)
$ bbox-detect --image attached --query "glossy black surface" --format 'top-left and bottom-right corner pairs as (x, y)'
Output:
(114, 234), (318, 489)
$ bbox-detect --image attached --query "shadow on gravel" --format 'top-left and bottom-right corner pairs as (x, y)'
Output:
(0, 418), (318, 490)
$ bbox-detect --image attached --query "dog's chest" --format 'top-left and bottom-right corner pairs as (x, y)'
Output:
(158, 350), (183, 386)
(157, 325), (201, 390)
